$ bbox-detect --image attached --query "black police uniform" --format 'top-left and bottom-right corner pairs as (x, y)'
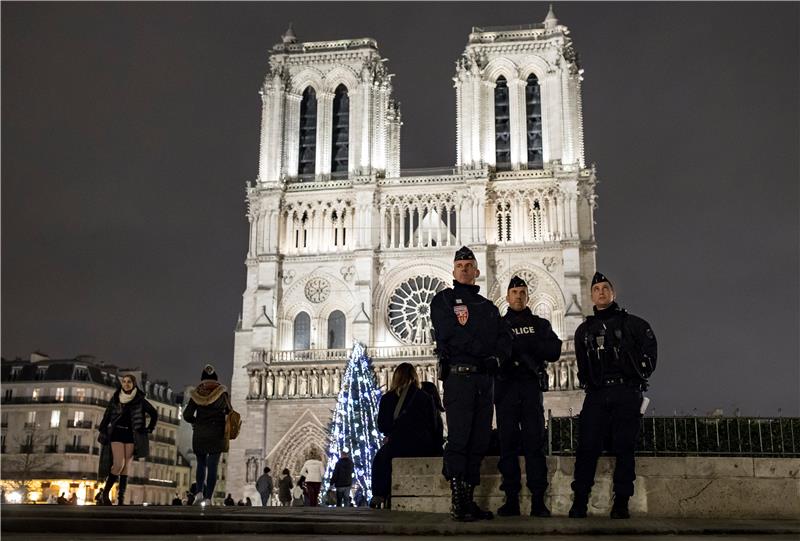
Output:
(570, 273), (657, 519)
(496, 287), (562, 516)
(430, 247), (512, 521)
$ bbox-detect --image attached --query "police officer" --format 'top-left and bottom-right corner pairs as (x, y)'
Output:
(431, 246), (512, 521)
(569, 272), (657, 519)
(496, 276), (562, 517)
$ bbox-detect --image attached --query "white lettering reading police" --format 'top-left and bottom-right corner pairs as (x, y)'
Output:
(512, 326), (537, 335)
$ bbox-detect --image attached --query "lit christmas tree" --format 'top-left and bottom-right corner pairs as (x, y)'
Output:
(321, 341), (382, 505)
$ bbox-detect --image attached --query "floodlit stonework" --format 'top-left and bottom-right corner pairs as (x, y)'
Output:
(229, 8), (597, 499)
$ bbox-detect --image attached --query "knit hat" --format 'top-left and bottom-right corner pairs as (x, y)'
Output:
(201, 364), (218, 381)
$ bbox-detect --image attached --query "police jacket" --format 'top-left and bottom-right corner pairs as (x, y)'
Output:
(503, 307), (562, 377)
(430, 280), (512, 370)
(574, 302), (658, 389)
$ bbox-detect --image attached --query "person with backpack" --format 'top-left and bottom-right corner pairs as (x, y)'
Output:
(183, 364), (230, 506)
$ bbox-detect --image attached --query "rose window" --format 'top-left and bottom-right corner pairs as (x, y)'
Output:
(388, 275), (447, 344)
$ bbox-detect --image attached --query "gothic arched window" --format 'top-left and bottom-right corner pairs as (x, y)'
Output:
(530, 199), (545, 241)
(298, 87), (317, 176)
(494, 76), (511, 171)
(496, 202), (512, 242)
(331, 84), (349, 174)
(327, 310), (346, 349)
(525, 74), (543, 168)
(293, 311), (311, 350)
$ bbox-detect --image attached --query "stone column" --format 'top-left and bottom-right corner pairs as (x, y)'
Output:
(284, 93), (302, 179)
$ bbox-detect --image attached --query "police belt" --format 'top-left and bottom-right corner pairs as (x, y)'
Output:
(450, 363), (484, 374)
(601, 376), (643, 389)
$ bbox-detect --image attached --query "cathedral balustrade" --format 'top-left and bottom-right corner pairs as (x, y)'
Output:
(379, 193), (462, 249)
(491, 186), (578, 243)
(246, 342), (579, 400)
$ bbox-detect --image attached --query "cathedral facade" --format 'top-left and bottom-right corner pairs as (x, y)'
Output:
(228, 8), (598, 499)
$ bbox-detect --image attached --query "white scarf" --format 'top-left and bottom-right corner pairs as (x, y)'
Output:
(119, 387), (137, 404)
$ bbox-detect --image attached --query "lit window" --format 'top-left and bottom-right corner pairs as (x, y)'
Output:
(32, 388), (41, 401)
(27, 411), (36, 425)
(50, 410), (61, 428)
(55, 388), (65, 402)
(74, 411), (84, 424)
(74, 388), (86, 402)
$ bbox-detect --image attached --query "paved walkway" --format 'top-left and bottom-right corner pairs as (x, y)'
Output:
(2, 505), (798, 537)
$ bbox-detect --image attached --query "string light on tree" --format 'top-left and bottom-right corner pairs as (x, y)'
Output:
(321, 342), (382, 505)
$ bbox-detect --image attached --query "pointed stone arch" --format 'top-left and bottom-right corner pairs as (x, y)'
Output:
(266, 409), (329, 478)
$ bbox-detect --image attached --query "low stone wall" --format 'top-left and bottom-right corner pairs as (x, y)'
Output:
(391, 456), (800, 519)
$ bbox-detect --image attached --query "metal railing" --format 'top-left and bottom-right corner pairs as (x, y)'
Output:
(64, 445), (90, 454)
(67, 420), (93, 429)
(44, 445), (59, 453)
(1, 396), (109, 407)
(547, 414), (800, 457)
(158, 415), (179, 426)
(149, 434), (176, 445)
(148, 456), (176, 466)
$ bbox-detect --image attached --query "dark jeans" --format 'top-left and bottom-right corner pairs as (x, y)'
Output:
(336, 486), (351, 506)
(495, 376), (548, 494)
(305, 482), (321, 506)
(572, 386), (642, 497)
(196, 452), (221, 499)
(442, 372), (493, 485)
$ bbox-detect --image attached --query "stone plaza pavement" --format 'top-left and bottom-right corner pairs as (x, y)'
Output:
(1, 505), (798, 539)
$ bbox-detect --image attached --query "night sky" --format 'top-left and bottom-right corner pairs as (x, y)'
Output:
(3, 3), (798, 415)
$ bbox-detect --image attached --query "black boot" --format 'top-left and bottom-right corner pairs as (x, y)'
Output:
(101, 474), (118, 506)
(496, 492), (520, 517)
(449, 477), (475, 522)
(610, 494), (630, 519)
(117, 475), (128, 506)
(530, 491), (552, 518)
(568, 492), (589, 518)
(465, 483), (494, 520)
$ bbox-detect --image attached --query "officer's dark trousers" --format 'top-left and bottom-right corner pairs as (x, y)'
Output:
(495, 376), (548, 494)
(443, 372), (493, 485)
(572, 385), (642, 497)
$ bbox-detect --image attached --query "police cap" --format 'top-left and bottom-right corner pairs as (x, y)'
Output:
(591, 271), (613, 288)
(507, 275), (527, 290)
(454, 246), (476, 262)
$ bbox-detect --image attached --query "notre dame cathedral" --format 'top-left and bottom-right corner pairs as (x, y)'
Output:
(228, 6), (598, 500)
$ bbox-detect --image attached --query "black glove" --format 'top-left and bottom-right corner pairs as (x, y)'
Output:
(484, 356), (501, 376)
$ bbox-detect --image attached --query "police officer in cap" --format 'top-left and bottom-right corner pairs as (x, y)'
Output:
(569, 272), (657, 519)
(431, 246), (512, 521)
(496, 276), (562, 518)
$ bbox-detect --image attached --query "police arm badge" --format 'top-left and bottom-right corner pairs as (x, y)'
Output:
(454, 305), (469, 326)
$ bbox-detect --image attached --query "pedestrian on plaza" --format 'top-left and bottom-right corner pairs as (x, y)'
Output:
(67, 492), (78, 505)
(568, 272), (658, 519)
(278, 468), (293, 507)
(97, 373), (158, 506)
(300, 450), (325, 506)
(48, 493), (58, 504)
(224, 493), (235, 506)
(183, 364), (231, 506)
(245, 497), (253, 506)
(495, 276), (562, 518)
(420, 381), (445, 456)
(291, 476), (306, 507)
(256, 466), (273, 507)
(57, 493), (67, 504)
(237, 498), (245, 506)
(370, 363), (439, 509)
(171, 493), (183, 505)
(330, 449), (354, 507)
(431, 246), (512, 521)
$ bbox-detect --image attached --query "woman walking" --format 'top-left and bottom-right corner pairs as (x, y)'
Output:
(183, 364), (230, 506)
(300, 450), (325, 506)
(278, 468), (293, 507)
(97, 373), (158, 505)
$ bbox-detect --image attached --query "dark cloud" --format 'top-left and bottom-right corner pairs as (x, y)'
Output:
(3, 3), (798, 414)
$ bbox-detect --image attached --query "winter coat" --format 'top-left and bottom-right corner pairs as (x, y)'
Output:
(300, 459), (325, 483)
(278, 475), (293, 503)
(97, 387), (158, 475)
(330, 456), (354, 488)
(377, 385), (439, 457)
(182, 381), (230, 455)
(256, 473), (273, 495)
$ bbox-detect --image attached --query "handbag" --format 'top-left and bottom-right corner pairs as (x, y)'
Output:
(224, 393), (242, 441)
